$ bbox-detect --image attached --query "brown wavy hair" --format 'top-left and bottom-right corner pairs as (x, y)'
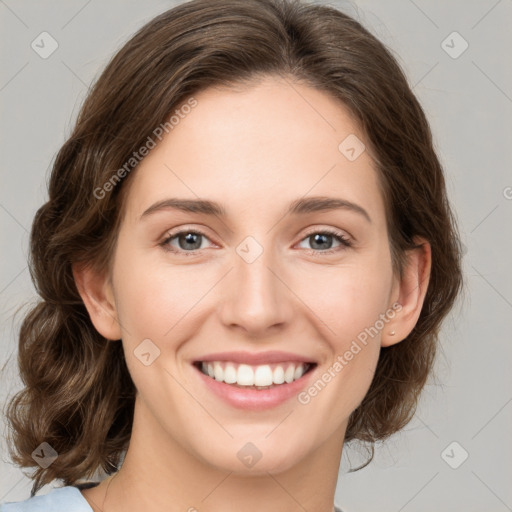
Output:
(3, 0), (463, 496)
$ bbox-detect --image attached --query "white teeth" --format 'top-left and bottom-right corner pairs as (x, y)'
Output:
(272, 365), (285, 384)
(223, 363), (237, 384)
(254, 365), (273, 386)
(293, 365), (304, 380)
(213, 362), (224, 381)
(284, 364), (295, 383)
(198, 361), (311, 387)
(237, 364), (254, 386)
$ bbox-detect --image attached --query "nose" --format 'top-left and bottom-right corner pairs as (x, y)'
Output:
(218, 242), (294, 337)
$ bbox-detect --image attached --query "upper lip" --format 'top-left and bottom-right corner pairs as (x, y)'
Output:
(194, 351), (317, 365)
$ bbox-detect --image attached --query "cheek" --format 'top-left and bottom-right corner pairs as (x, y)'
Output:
(113, 253), (190, 336)
(295, 260), (394, 344)
(112, 257), (194, 404)
(111, 255), (216, 390)
(292, 258), (393, 410)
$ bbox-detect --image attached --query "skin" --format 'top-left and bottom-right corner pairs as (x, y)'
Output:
(74, 75), (431, 512)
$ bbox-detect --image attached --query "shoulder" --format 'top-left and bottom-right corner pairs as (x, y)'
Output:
(0, 486), (93, 512)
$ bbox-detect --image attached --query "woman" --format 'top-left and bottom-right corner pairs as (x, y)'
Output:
(1, 0), (463, 510)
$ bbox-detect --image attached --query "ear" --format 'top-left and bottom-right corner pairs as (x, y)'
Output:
(72, 262), (122, 341)
(381, 237), (432, 347)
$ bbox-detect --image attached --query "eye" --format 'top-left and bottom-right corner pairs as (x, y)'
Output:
(160, 229), (213, 255)
(297, 229), (352, 255)
(159, 227), (352, 256)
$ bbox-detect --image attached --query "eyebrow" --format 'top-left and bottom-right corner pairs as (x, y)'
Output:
(140, 196), (371, 223)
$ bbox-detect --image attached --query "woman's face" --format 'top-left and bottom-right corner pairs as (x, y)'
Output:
(103, 76), (403, 474)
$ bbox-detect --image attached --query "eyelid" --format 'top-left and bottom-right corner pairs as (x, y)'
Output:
(159, 225), (218, 250)
(300, 225), (353, 243)
(295, 226), (353, 255)
(159, 224), (353, 255)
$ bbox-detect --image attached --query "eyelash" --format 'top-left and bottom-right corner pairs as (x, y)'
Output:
(159, 227), (352, 257)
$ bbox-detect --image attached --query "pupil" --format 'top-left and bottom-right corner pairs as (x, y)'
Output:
(180, 233), (201, 250)
(312, 233), (331, 250)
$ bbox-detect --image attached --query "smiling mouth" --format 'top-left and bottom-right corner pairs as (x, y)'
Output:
(193, 360), (317, 389)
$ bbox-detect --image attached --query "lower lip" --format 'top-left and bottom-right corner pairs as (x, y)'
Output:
(193, 364), (316, 411)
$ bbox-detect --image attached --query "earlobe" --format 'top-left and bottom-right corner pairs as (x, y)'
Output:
(72, 262), (122, 341)
(382, 237), (432, 347)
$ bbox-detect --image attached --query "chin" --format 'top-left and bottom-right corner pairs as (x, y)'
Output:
(193, 435), (312, 476)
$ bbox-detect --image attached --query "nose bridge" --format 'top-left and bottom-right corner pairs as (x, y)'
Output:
(219, 234), (292, 334)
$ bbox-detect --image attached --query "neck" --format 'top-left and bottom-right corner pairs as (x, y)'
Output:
(90, 396), (345, 512)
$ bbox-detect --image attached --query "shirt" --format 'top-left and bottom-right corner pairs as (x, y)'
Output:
(0, 485), (345, 511)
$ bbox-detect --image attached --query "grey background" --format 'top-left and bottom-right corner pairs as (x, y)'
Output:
(1, 0), (511, 511)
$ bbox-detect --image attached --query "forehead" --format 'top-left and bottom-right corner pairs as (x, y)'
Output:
(122, 76), (385, 226)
